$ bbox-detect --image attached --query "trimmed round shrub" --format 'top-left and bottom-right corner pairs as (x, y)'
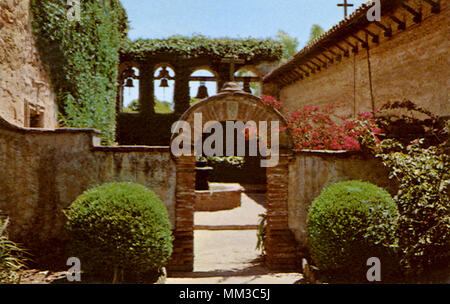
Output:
(307, 180), (399, 281)
(64, 182), (173, 283)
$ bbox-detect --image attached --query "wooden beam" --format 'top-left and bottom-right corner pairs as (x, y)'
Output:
(350, 34), (369, 49)
(308, 61), (322, 71)
(294, 68), (306, 78)
(314, 57), (328, 67)
(373, 21), (392, 37)
(402, 3), (422, 23)
(362, 29), (379, 43)
(342, 39), (359, 53)
(389, 15), (406, 30)
(290, 70), (303, 80)
(321, 52), (334, 64)
(297, 66), (310, 77)
(334, 44), (350, 57)
(303, 63), (316, 73)
(323, 48), (337, 56)
(423, 0), (440, 13)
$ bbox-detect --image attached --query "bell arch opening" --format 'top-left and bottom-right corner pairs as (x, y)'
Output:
(154, 65), (176, 113)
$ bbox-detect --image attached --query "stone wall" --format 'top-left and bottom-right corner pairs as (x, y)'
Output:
(288, 151), (395, 248)
(278, 2), (449, 118)
(0, 116), (176, 268)
(0, 0), (57, 128)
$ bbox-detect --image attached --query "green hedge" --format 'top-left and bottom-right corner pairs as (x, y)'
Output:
(307, 181), (399, 282)
(30, 0), (128, 144)
(64, 182), (173, 283)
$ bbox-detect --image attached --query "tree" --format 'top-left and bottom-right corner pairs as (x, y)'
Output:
(276, 30), (299, 61)
(309, 24), (325, 43)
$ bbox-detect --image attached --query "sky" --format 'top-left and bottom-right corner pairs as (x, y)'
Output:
(120, 0), (367, 107)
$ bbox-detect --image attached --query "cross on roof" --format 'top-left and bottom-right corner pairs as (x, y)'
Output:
(337, 0), (354, 17)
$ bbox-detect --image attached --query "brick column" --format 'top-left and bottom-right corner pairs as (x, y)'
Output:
(168, 155), (195, 272)
(265, 154), (299, 271)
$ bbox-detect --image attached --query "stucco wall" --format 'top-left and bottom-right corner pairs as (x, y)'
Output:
(0, 116), (176, 267)
(288, 151), (395, 248)
(0, 0), (57, 128)
(279, 2), (449, 118)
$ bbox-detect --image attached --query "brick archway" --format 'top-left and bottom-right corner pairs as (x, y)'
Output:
(169, 88), (298, 272)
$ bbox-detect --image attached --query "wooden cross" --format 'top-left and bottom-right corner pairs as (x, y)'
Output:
(337, 0), (354, 17)
(221, 57), (245, 81)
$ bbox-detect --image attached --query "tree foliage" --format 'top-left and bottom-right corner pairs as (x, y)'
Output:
(30, 0), (128, 144)
(276, 30), (299, 61)
(308, 24), (325, 43)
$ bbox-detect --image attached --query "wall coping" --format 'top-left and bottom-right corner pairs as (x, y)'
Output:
(293, 149), (370, 158)
(0, 115), (173, 153)
(0, 115), (102, 135)
(92, 146), (171, 153)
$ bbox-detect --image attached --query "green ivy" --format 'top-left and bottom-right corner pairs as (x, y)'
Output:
(30, 0), (128, 144)
(120, 35), (283, 62)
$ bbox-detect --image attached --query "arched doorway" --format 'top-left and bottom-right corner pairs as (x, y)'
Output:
(169, 84), (298, 272)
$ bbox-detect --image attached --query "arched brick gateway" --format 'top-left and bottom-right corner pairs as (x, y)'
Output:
(169, 84), (299, 272)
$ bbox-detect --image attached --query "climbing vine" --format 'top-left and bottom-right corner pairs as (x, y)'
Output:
(30, 0), (128, 144)
(120, 35), (283, 62)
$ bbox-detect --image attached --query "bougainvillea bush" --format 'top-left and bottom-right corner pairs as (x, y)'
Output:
(260, 98), (381, 151)
(261, 95), (283, 111)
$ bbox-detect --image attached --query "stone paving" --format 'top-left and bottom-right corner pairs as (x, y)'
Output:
(167, 190), (303, 284)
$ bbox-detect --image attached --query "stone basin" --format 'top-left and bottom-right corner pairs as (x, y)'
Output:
(195, 183), (244, 211)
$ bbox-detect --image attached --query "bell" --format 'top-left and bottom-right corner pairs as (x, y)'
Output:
(157, 67), (170, 79)
(159, 78), (169, 88)
(124, 78), (134, 88)
(195, 82), (209, 99)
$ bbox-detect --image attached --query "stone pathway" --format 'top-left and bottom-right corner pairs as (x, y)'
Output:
(167, 191), (303, 284)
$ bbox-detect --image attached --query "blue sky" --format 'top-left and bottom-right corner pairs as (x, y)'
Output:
(120, 0), (367, 106)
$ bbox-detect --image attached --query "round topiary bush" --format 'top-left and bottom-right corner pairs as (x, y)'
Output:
(64, 182), (173, 283)
(307, 180), (399, 282)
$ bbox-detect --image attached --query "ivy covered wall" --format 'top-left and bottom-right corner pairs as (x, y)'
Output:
(30, 0), (128, 144)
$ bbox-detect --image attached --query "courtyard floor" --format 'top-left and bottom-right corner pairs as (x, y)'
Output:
(167, 191), (304, 284)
